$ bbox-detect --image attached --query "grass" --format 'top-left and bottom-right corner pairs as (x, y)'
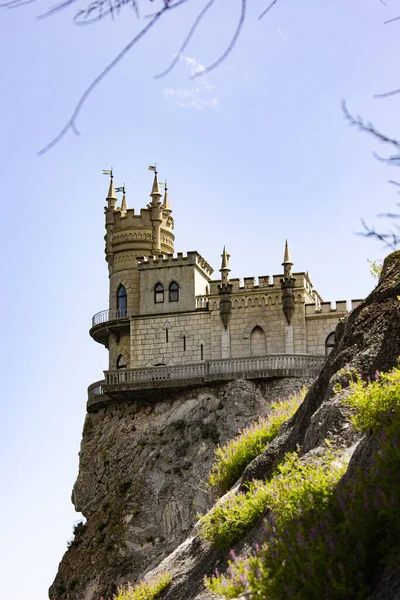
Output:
(207, 389), (307, 495)
(103, 572), (172, 600)
(200, 445), (345, 552)
(204, 365), (400, 600)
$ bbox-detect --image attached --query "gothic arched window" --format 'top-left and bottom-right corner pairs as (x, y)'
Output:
(117, 285), (127, 317)
(169, 281), (179, 302)
(154, 283), (164, 304)
(116, 354), (127, 369)
(325, 332), (336, 356)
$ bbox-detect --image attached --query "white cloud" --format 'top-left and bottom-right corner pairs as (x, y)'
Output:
(163, 55), (218, 110)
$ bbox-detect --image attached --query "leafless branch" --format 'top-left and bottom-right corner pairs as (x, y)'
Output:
(191, 0), (246, 79)
(259, 0), (279, 20)
(384, 14), (400, 24)
(154, 0), (216, 79)
(374, 88), (400, 99)
(342, 100), (400, 152)
(38, 1), (172, 155)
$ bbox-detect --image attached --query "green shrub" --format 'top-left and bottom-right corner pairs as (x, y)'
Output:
(200, 446), (344, 552)
(207, 390), (306, 495)
(205, 366), (400, 600)
(104, 572), (172, 600)
(343, 365), (400, 432)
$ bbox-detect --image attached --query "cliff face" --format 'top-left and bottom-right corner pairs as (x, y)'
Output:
(50, 378), (310, 600)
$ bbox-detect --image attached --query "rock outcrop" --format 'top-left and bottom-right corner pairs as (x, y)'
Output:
(50, 378), (309, 600)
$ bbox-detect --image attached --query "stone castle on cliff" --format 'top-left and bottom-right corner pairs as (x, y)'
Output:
(87, 168), (362, 411)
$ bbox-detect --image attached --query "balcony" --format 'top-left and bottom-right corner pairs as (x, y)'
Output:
(87, 354), (326, 412)
(89, 308), (130, 347)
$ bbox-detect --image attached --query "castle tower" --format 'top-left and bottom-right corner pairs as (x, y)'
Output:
(92, 168), (175, 367)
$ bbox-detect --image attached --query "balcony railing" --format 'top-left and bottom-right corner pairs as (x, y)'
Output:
(91, 308), (128, 328)
(103, 354), (325, 387)
(87, 354), (325, 411)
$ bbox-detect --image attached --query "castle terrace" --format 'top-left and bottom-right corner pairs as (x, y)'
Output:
(87, 353), (326, 412)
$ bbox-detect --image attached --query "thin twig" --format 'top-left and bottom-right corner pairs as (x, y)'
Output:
(384, 14), (400, 24)
(154, 0), (216, 79)
(342, 100), (400, 151)
(259, 0), (279, 20)
(38, 4), (169, 155)
(192, 0), (246, 79)
(374, 88), (400, 99)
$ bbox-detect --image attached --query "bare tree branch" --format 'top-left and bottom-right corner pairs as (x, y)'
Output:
(154, 0), (216, 79)
(384, 14), (400, 24)
(38, 1), (174, 155)
(374, 88), (400, 99)
(259, 0), (279, 20)
(191, 0), (246, 79)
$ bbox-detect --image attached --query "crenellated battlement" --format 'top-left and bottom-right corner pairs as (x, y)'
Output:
(209, 272), (319, 296)
(136, 251), (214, 277)
(305, 299), (363, 316)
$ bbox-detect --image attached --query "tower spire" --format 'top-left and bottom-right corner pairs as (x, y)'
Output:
(121, 185), (127, 214)
(106, 170), (117, 209)
(281, 240), (295, 325)
(282, 239), (293, 279)
(218, 246), (232, 329)
(150, 168), (162, 205)
(163, 180), (171, 212)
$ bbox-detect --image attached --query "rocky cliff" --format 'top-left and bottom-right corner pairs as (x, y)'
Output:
(50, 378), (310, 600)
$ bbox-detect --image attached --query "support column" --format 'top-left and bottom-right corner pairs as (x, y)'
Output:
(221, 328), (231, 359)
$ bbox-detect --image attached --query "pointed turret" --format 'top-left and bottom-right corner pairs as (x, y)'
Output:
(106, 173), (117, 209)
(281, 240), (295, 325)
(282, 239), (293, 279)
(163, 181), (172, 212)
(121, 188), (127, 214)
(220, 246), (231, 285)
(218, 246), (232, 329)
(150, 170), (162, 206)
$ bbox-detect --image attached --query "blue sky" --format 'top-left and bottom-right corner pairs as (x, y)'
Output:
(0, 1), (398, 598)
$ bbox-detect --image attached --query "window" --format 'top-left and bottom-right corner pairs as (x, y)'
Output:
(117, 354), (127, 369)
(325, 332), (336, 356)
(169, 281), (179, 302)
(166, 328), (169, 343)
(200, 343), (204, 361)
(117, 285), (127, 317)
(154, 283), (164, 303)
(183, 335), (186, 352)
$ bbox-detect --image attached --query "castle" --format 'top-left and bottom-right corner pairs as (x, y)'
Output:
(87, 168), (362, 411)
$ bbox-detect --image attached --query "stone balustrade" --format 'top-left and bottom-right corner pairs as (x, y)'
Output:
(87, 354), (326, 412)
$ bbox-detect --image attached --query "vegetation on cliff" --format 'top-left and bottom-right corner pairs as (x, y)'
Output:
(205, 364), (400, 599)
(102, 572), (171, 600)
(207, 389), (307, 495)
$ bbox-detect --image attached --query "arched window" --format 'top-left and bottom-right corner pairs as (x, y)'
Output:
(154, 283), (164, 303)
(325, 332), (336, 356)
(250, 326), (266, 357)
(169, 281), (179, 302)
(116, 354), (127, 369)
(117, 285), (127, 317)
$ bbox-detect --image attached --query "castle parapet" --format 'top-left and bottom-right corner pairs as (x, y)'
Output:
(137, 251), (213, 278)
(305, 300), (361, 316)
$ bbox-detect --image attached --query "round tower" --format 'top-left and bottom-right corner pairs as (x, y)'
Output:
(91, 168), (175, 368)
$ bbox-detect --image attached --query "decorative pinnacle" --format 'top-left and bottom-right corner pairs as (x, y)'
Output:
(150, 171), (162, 200)
(121, 185), (127, 212)
(220, 246), (230, 271)
(106, 171), (116, 200)
(282, 239), (293, 266)
(163, 180), (171, 211)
